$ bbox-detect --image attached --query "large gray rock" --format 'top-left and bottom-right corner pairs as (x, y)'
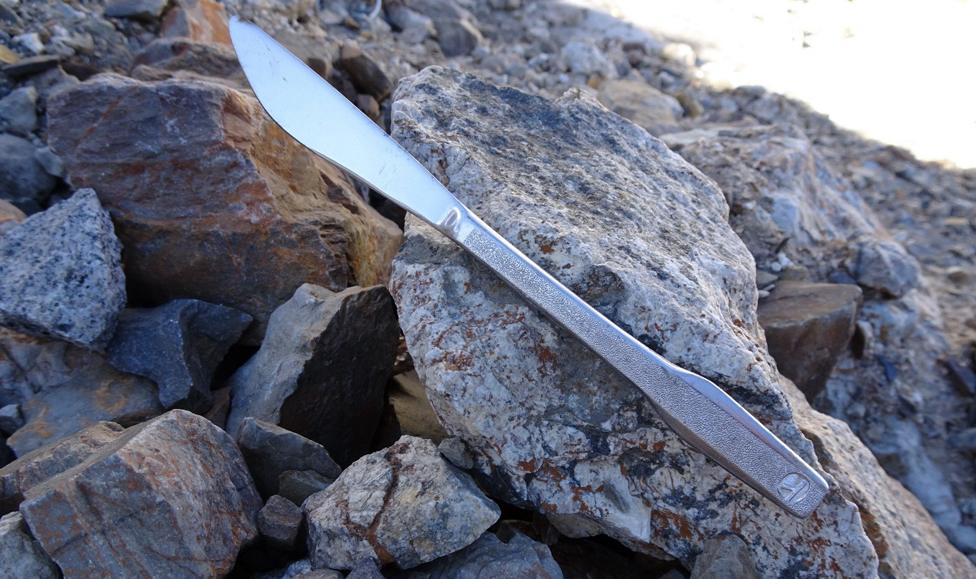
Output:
(107, 299), (252, 412)
(227, 284), (399, 465)
(20, 410), (261, 577)
(405, 531), (563, 578)
(48, 74), (401, 343)
(0, 512), (59, 579)
(386, 67), (968, 576)
(0, 189), (124, 349)
(0, 134), (56, 211)
(758, 281), (862, 399)
(304, 435), (500, 570)
(237, 417), (341, 498)
(0, 328), (160, 456)
(0, 421), (125, 514)
(664, 123), (976, 556)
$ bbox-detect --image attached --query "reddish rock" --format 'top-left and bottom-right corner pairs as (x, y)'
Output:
(20, 410), (261, 577)
(48, 74), (402, 341)
(161, 0), (231, 45)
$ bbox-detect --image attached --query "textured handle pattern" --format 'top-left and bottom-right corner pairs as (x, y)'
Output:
(455, 212), (828, 517)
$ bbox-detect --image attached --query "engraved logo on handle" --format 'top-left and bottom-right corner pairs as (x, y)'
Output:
(777, 473), (811, 505)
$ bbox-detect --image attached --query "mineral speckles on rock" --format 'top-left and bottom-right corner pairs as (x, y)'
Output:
(389, 66), (877, 576)
(0, 189), (125, 349)
(304, 436), (500, 570)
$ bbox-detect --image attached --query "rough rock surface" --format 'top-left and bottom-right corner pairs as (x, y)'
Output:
(688, 534), (759, 579)
(0, 511), (59, 579)
(227, 284), (400, 465)
(0, 189), (125, 349)
(19, 410), (261, 577)
(405, 530), (563, 579)
(237, 417), (342, 498)
(664, 122), (976, 553)
(0, 421), (125, 514)
(258, 494), (304, 551)
(107, 299), (252, 411)
(304, 436), (500, 570)
(0, 329), (160, 456)
(757, 282), (862, 399)
(48, 74), (402, 341)
(387, 66), (966, 576)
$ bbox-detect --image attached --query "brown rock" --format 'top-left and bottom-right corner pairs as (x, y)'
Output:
(597, 79), (683, 135)
(336, 43), (392, 101)
(389, 371), (447, 442)
(0, 199), (24, 235)
(758, 282), (862, 399)
(48, 74), (401, 342)
(690, 534), (760, 579)
(20, 410), (261, 577)
(133, 38), (243, 80)
(161, 0), (231, 45)
(0, 421), (124, 514)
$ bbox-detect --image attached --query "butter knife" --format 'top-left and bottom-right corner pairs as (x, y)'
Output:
(228, 17), (829, 517)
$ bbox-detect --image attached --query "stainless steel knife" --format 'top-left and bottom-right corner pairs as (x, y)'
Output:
(228, 17), (829, 517)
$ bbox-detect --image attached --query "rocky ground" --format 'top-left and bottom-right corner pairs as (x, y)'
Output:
(0, 0), (974, 577)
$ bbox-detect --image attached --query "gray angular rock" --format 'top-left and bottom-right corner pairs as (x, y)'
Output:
(0, 421), (124, 514)
(852, 238), (922, 298)
(0, 86), (38, 136)
(405, 531), (563, 579)
(104, 0), (168, 21)
(597, 79), (682, 135)
(278, 469), (333, 506)
(32, 147), (64, 179)
(48, 74), (401, 343)
(107, 299), (252, 412)
(0, 189), (125, 349)
(386, 67), (964, 575)
(560, 40), (614, 77)
(304, 435), (500, 570)
(689, 534), (759, 579)
(258, 494), (303, 551)
(20, 410), (261, 577)
(1, 328), (160, 456)
(0, 133), (57, 211)
(0, 512), (59, 579)
(758, 282), (862, 399)
(227, 284), (399, 465)
(237, 417), (342, 497)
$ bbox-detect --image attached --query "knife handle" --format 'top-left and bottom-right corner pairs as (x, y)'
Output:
(451, 210), (829, 517)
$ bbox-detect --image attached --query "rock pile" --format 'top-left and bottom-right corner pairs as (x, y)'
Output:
(0, 0), (972, 576)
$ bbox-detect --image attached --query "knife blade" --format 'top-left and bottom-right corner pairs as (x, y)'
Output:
(228, 17), (829, 517)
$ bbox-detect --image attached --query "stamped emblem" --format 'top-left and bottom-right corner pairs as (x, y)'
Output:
(777, 473), (810, 505)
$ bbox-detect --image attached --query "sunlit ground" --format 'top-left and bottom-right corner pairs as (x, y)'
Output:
(575, 0), (976, 169)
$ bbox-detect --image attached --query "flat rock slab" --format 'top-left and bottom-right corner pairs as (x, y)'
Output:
(48, 74), (401, 342)
(227, 284), (399, 465)
(305, 436), (500, 570)
(0, 189), (125, 349)
(20, 410), (261, 577)
(758, 281), (862, 399)
(0, 421), (124, 514)
(107, 299), (252, 412)
(404, 531), (563, 578)
(389, 67), (878, 575)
